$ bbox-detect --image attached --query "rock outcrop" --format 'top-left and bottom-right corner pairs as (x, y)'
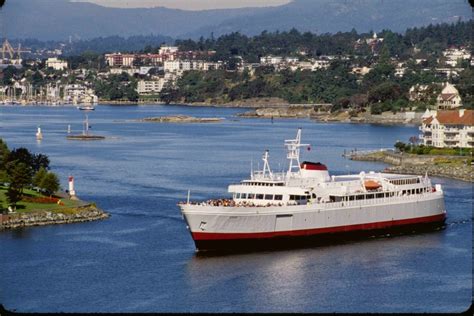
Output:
(0, 204), (109, 230)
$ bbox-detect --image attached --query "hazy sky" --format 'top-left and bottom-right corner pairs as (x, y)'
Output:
(77, 0), (291, 10)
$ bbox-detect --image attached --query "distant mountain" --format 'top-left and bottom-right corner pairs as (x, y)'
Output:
(186, 0), (472, 38)
(1, 0), (471, 41)
(1, 0), (265, 40)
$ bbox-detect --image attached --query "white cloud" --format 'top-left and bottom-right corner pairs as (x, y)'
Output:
(75, 0), (291, 10)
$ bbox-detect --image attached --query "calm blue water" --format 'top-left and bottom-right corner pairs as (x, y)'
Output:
(0, 105), (471, 313)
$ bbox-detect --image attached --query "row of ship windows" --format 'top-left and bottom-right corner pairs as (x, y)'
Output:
(234, 193), (284, 200)
(330, 187), (429, 202)
(388, 178), (420, 185)
(242, 182), (285, 186)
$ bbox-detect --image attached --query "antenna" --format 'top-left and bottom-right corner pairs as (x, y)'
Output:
(285, 128), (310, 176)
(250, 159), (253, 180)
(261, 149), (273, 180)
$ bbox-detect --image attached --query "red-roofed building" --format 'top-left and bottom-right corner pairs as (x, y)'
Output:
(419, 109), (474, 148)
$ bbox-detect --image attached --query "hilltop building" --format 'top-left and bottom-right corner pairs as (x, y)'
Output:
(46, 58), (68, 71)
(105, 53), (136, 67)
(419, 109), (473, 148)
(442, 47), (471, 67)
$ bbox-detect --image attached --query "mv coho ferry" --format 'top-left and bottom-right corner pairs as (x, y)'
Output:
(179, 129), (446, 251)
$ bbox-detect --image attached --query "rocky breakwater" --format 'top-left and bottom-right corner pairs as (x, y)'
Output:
(350, 151), (473, 182)
(140, 115), (223, 123)
(0, 204), (109, 230)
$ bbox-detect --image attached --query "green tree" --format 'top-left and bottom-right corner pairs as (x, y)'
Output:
(32, 167), (48, 188)
(6, 161), (33, 194)
(5, 161), (33, 209)
(6, 186), (21, 210)
(0, 139), (10, 181)
(39, 172), (60, 196)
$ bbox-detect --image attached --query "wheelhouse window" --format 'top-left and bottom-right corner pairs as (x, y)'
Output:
(265, 194), (273, 200)
(275, 195), (283, 200)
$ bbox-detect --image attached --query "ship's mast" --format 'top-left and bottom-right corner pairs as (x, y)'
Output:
(285, 128), (309, 177)
(261, 150), (273, 180)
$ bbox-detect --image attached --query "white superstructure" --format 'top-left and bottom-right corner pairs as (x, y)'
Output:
(179, 129), (446, 251)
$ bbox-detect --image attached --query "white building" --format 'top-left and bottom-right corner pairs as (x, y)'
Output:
(419, 109), (473, 148)
(366, 32), (384, 45)
(351, 66), (372, 76)
(191, 60), (221, 71)
(158, 46), (179, 55)
(163, 60), (220, 73)
(443, 47), (471, 67)
(408, 84), (432, 102)
(436, 82), (462, 110)
(137, 79), (166, 94)
(285, 57), (299, 64)
(312, 59), (330, 70)
(395, 63), (407, 77)
(46, 58), (68, 71)
(105, 53), (135, 67)
(63, 84), (97, 104)
(163, 60), (190, 73)
(289, 61), (312, 71)
(109, 67), (139, 76)
(260, 56), (283, 65)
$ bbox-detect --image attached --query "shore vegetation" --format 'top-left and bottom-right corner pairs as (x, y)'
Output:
(0, 139), (62, 213)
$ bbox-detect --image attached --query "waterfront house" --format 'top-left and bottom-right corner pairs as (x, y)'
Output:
(436, 82), (462, 110)
(419, 109), (473, 148)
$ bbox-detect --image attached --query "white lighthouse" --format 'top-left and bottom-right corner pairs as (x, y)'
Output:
(68, 176), (77, 199)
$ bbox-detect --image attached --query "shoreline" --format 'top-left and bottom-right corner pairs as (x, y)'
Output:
(350, 151), (473, 182)
(0, 203), (110, 231)
(4, 101), (424, 126)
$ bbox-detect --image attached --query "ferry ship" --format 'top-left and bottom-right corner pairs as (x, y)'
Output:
(179, 129), (446, 251)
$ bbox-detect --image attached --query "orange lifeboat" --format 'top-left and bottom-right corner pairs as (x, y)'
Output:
(364, 180), (381, 190)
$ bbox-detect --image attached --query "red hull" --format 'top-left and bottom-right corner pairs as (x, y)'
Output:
(191, 213), (446, 251)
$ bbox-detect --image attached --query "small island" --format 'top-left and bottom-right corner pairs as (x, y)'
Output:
(0, 139), (109, 230)
(139, 115), (223, 123)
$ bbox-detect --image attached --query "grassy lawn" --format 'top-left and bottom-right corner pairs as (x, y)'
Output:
(0, 186), (83, 214)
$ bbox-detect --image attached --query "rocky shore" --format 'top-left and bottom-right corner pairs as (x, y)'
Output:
(240, 107), (423, 125)
(350, 151), (473, 182)
(139, 115), (223, 123)
(0, 204), (109, 230)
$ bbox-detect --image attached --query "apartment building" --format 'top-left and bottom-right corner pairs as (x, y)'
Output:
(420, 109), (473, 148)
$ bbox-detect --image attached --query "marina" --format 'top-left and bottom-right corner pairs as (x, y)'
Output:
(0, 105), (471, 313)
